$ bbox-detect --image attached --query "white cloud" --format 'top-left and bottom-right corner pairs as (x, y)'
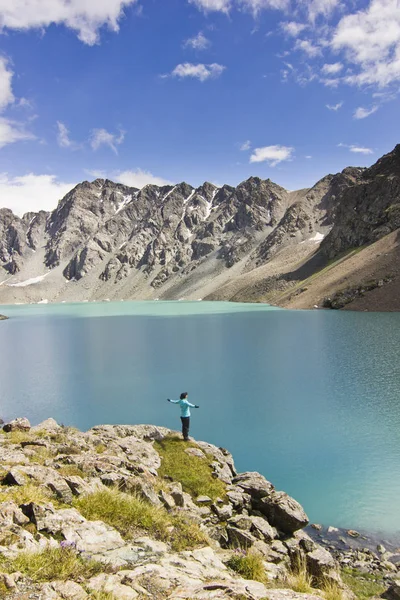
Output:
(170, 63), (226, 82)
(281, 21), (307, 37)
(250, 145), (294, 166)
(353, 105), (379, 119)
(188, 0), (231, 12)
(238, 0), (290, 13)
(0, 118), (35, 148)
(332, 0), (400, 88)
(116, 169), (174, 188)
(349, 146), (374, 154)
(294, 39), (322, 57)
(326, 101), (343, 110)
(0, 173), (75, 215)
(301, 0), (341, 22)
(322, 62), (343, 75)
(184, 32), (211, 50)
(240, 140), (251, 151)
(90, 128), (125, 154)
(56, 121), (81, 150)
(338, 143), (374, 154)
(189, 0), (289, 14)
(320, 77), (341, 87)
(305, 155), (312, 158)
(0, 0), (138, 45)
(0, 57), (14, 110)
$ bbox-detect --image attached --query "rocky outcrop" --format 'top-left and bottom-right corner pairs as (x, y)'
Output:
(0, 417), (381, 600)
(321, 145), (400, 259)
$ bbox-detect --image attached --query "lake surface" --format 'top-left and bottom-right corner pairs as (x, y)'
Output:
(1, 301), (400, 536)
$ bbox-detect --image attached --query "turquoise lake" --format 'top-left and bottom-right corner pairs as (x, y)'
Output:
(0, 301), (399, 535)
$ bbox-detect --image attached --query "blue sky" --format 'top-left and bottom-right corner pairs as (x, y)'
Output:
(0, 0), (399, 214)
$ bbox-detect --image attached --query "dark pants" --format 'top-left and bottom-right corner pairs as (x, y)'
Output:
(180, 416), (190, 440)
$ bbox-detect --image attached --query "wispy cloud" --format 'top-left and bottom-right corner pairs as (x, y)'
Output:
(250, 144), (294, 166)
(0, 118), (36, 149)
(86, 168), (174, 188)
(117, 169), (174, 188)
(189, 0), (291, 15)
(188, 0), (231, 12)
(338, 143), (373, 155)
(90, 128), (125, 154)
(321, 63), (343, 75)
(167, 63), (226, 82)
(0, 57), (14, 110)
(353, 106), (379, 119)
(294, 39), (322, 57)
(184, 32), (211, 50)
(326, 102), (343, 110)
(281, 21), (307, 37)
(56, 121), (81, 150)
(240, 140), (251, 151)
(0, 0), (139, 45)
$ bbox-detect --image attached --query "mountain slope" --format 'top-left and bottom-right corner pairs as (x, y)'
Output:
(0, 145), (399, 310)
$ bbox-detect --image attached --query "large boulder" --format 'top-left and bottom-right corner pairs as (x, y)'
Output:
(31, 418), (62, 434)
(232, 472), (274, 500)
(306, 547), (340, 585)
(3, 417), (31, 432)
(258, 491), (309, 534)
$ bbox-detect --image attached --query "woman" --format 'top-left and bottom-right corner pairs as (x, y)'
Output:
(167, 392), (199, 440)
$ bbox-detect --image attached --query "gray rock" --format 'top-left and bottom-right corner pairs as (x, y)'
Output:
(233, 471), (274, 500)
(211, 503), (233, 521)
(250, 515), (277, 541)
(159, 489), (176, 510)
(306, 547), (339, 583)
(258, 490), (309, 533)
(227, 514), (253, 530)
(382, 580), (400, 600)
(32, 418), (62, 434)
(63, 475), (104, 497)
(41, 580), (88, 599)
(196, 495), (212, 504)
(47, 479), (74, 504)
(185, 447), (206, 459)
(87, 573), (138, 599)
(3, 417), (31, 432)
(4, 467), (29, 486)
(0, 500), (30, 526)
(226, 525), (257, 548)
(226, 486), (252, 511)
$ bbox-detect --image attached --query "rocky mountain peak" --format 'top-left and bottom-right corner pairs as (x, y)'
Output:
(0, 145), (399, 306)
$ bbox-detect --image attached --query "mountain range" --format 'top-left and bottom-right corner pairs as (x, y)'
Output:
(1, 145), (399, 310)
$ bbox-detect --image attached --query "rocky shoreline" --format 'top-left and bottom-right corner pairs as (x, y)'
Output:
(0, 417), (398, 600)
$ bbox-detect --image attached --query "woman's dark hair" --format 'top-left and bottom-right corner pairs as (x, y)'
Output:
(180, 392), (188, 400)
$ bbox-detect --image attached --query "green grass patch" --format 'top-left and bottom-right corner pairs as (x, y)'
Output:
(57, 465), (87, 478)
(154, 435), (226, 501)
(342, 568), (386, 600)
(73, 487), (208, 551)
(95, 443), (107, 454)
(283, 555), (314, 593)
(0, 581), (9, 599)
(0, 547), (103, 583)
(226, 550), (267, 584)
(3, 483), (55, 506)
(29, 447), (56, 465)
(3, 430), (34, 445)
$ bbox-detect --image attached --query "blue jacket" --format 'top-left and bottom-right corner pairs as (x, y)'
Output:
(169, 398), (196, 417)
